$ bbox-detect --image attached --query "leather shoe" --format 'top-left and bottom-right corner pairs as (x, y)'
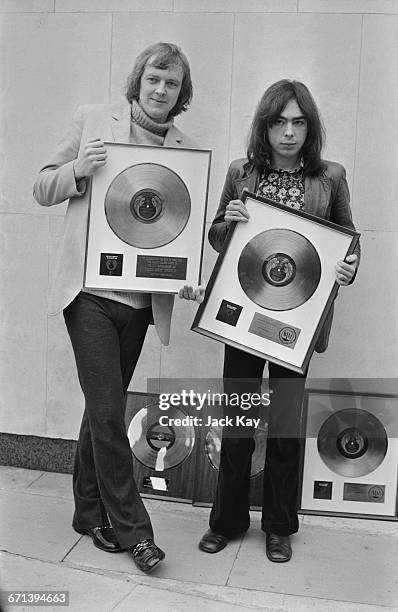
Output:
(74, 526), (122, 553)
(199, 529), (228, 553)
(128, 539), (165, 573)
(266, 533), (292, 563)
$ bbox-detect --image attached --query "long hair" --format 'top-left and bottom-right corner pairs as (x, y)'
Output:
(247, 80), (325, 176)
(125, 42), (193, 118)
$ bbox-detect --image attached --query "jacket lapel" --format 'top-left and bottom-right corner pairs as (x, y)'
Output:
(164, 125), (184, 147)
(304, 172), (332, 218)
(234, 164), (260, 199)
(110, 102), (132, 143)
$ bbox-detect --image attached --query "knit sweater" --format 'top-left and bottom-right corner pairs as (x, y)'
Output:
(83, 101), (174, 309)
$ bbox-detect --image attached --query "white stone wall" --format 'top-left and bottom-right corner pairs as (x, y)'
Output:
(0, 1), (397, 438)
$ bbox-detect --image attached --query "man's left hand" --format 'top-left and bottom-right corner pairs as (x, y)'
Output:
(335, 254), (358, 286)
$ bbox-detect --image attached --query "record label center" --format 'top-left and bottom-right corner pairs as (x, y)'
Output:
(130, 189), (164, 223)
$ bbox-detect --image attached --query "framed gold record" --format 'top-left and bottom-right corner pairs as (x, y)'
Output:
(192, 192), (360, 374)
(84, 142), (211, 294)
(300, 389), (398, 519)
(128, 404), (195, 471)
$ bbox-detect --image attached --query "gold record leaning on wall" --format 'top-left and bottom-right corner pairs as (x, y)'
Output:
(317, 408), (388, 478)
(205, 420), (268, 476)
(127, 404), (195, 471)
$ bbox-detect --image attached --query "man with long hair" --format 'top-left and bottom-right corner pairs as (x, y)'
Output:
(34, 42), (195, 573)
(189, 79), (360, 562)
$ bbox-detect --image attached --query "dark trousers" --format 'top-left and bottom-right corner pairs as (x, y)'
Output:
(63, 292), (153, 549)
(209, 345), (307, 537)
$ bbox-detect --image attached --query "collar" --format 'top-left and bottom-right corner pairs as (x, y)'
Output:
(267, 157), (304, 174)
(131, 100), (174, 136)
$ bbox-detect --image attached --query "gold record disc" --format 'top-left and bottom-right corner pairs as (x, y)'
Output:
(105, 163), (191, 248)
(238, 229), (321, 311)
(127, 404), (195, 471)
(317, 409), (388, 478)
(205, 421), (268, 477)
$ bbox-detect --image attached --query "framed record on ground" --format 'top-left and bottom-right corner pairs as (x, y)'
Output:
(192, 400), (268, 508)
(299, 390), (398, 519)
(192, 191), (360, 374)
(84, 142), (211, 293)
(125, 392), (199, 502)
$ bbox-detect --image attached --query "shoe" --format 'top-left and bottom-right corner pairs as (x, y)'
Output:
(128, 539), (165, 573)
(265, 533), (292, 563)
(199, 529), (228, 553)
(74, 525), (122, 553)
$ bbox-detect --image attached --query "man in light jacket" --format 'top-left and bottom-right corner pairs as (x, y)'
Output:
(34, 42), (196, 573)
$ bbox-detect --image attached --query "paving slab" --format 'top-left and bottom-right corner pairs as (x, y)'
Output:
(0, 552), (135, 612)
(228, 519), (398, 609)
(130, 575), (394, 612)
(1, 467), (397, 611)
(0, 492), (77, 561)
(113, 583), (254, 612)
(25, 471), (73, 500)
(65, 504), (243, 585)
(0, 466), (43, 491)
(0, 466), (166, 510)
(301, 512), (398, 535)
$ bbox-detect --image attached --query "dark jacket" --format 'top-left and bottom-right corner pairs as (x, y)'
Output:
(208, 158), (360, 354)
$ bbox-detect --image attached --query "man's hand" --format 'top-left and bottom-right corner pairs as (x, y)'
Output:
(225, 199), (250, 225)
(73, 138), (107, 180)
(335, 254), (358, 286)
(178, 284), (206, 303)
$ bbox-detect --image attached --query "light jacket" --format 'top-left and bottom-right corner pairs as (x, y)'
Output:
(208, 158), (361, 354)
(33, 102), (197, 345)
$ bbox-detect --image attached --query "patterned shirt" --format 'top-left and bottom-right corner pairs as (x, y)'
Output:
(257, 163), (305, 210)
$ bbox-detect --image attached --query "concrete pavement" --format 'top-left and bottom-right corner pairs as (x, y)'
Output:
(0, 466), (397, 612)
